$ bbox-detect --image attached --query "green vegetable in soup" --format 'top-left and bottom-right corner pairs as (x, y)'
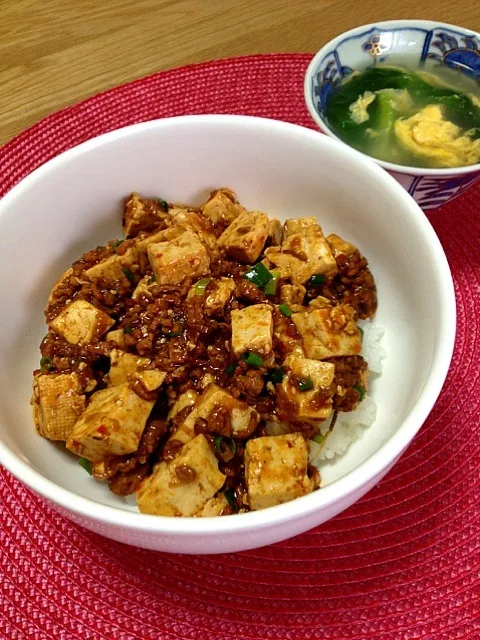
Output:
(326, 66), (480, 168)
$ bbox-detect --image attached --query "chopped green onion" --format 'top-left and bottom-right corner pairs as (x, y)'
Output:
(148, 274), (156, 284)
(225, 362), (237, 377)
(264, 271), (280, 296)
(298, 376), (314, 392)
(163, 330), (182, 338)
(354, 384), (366, 402)
(312, 433), (325, 445)
(214, 436), (236, 462)
(279, 303), (292, 317)
(112, 240), (124, 250)
(39, 356), (55, 372)
(157, 198), (169, 212)
(224, 489), (238, 512)
(308, 274), (326, 287)
(123, 326), (134, 334)
(243, 262), (273, 288)
(268, 367), (285, 384)
(122, 267), (135, 284)
(242, 352), (264, 368)
(195, 278), (211, 295)
(358, 326), (364, 342)
(78, 457), (92, 475)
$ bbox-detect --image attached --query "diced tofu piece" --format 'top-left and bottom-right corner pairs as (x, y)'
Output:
(132, 275), (155, 301)
(186, 277), (235, 316)
(194, 494), (229, 517)
(309, 296), (333, 309)
(280, 284), (306, 305)
(219, 210), (269, 263)
(106, 329), (128, 348)
(245, 434), (314, 510)
(327, 233), (357, 259)
(108, 349), (151, 386)
(123, 193), (170, 237)
(32, 373), (85, 441)
(136, 434), (226, 516)
(147, 231), (210, 286)
(292, 305), (362, 359)
(136, 225), (185, 254)
(50, 299), (114, 345)
(268, 218), (283, 245)
(171, 210), (218, 256)
(266, 217), (338, 284)
(167, 390), (199, 421)
(172, 384), (258, 445)
(276, 355), (335, 422)
(84, 246), (139, 288)
(231, 304), (273, 357)
(66, 383), (154, 462)
(48, 267), (74, 304)
(135, 369), (166, 392)
(201, 188), (245, 226)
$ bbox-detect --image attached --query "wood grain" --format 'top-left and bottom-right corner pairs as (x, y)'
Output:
(1, 0), (478, 145)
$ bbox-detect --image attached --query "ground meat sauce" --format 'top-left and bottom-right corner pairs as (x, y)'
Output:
(33, 190), (378, 514)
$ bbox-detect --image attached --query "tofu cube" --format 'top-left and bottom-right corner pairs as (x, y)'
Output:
(279, 284), (306, 305)
(266, 217), (338, 284)
(276, 355), (335, 422)
(167, 389), (199, 421)
(201, 188), (244, 226)
(172, 384), (258, 445)
(136, 434), (226, 516)
(132, 275), (155, 301)
(135, 369), (166, 392)
(245, 434), (314, 510)
(50, 299), (114, 345)
(105, 329), (128, 349)
(108, 349), (151, 386)
(204, 278), (235, 316)
(231, 303), (273, 357)
(292, 305), (362, 359)
(267, 218), (283, 246)
(326, 233), (357, 259)
(273, 313), (305, 358)
(194, 494), (229, 517)
(48, 267), (74, 304)
(66, 383), (154, 461)
(123, 192), (169, 237)
(171, 210), (218, 257)
(147, 231), (210, 286)
(219, 210), (269, 263)
(32, 373), (85, 441)
(84, 246), (139, 288)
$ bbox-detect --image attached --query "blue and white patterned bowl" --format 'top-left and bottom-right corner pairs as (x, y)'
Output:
(304, 20), (480, 210)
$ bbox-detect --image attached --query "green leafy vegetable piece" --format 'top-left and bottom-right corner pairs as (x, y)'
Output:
(78, 457), (92, 475)
(242, 352), (264, 368)
(298, 377), (314, 392)
(243, 263), (273, 288)
(279, 304), (292, 317)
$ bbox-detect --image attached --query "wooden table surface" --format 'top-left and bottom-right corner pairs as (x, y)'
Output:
(1, 0), (478, 145)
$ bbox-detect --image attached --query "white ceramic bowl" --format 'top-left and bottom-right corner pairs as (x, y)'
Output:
(0, 115), (455, 554)
(304, 19), (480, 210)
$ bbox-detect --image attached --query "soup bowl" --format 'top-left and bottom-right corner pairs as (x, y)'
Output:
(0, 115), (455, 553)
(304, 19), (480, 210)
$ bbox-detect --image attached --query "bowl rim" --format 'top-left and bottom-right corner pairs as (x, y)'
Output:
(0, 113), (456, 536)
(304, 18), (480, 177)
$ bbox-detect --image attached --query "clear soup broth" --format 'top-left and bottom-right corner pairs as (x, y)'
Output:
(325, 61), (480, 169)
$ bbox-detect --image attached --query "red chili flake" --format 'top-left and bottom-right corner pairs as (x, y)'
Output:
(96, 425), (107, 435)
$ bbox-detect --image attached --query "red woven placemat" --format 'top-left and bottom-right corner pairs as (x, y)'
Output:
(1, 54), (479, 640)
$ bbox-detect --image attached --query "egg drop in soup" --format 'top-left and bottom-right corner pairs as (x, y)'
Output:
(325, 63), (480, 169)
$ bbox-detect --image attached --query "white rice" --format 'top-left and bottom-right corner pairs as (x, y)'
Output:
(310, 320), (385, 463)
(266, 321), (385, 464)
